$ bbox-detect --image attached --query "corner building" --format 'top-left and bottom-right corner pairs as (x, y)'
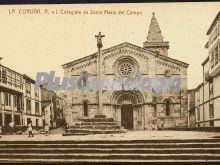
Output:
(195, 11), (220, 127)
(62, 13), (189, 130)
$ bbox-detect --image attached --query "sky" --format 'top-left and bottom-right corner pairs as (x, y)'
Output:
(0, 3), (220, 89)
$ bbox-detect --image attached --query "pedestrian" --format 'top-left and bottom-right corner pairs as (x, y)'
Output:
(45, 124), (49, 136)
(0, 125), (2, 138)
(9, 122), (14, 135)
(66, 123), (69, 129)
(27, 123), (34, 137)
(161, 120), (165, 131)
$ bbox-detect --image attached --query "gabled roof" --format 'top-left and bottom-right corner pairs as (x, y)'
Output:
(201, 56), (209, 66)
(62, 42), (189, 69)
(206, 11), (220, 35)
(23, 74), (35, 84)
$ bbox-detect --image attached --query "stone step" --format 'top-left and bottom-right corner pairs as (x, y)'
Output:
(0, 139), (220, 162)
(1, 139), (219, 144)
(0, 148), (220, 154)
(81, 118), (108, 122)
(69, 125), (122, 130)
(66, 129), (125, 134)
(78, 122), (118, 126)
(1, 143), (220, 148)
(0, 159), (218, 163)
(0, 153), (220, 160)
(72, 114), (125, 135)
(94, 114), (107, 119)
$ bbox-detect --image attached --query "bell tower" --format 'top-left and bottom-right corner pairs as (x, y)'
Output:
(143, 12), (169, 56)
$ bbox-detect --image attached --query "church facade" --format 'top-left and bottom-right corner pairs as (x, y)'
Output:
(62, 13), (189, 130)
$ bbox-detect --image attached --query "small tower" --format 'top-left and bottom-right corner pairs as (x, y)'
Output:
(143, 12), (169, 56)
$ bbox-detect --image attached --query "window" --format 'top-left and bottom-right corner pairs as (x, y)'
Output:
(4, 93), (10, 106)
(81, 71), (88, 87)
(17, 75), (23, 89)
(27, 118), (31, 124)
(211, 51), (215, 68)
(35, 89), (39, 97)
(13, 95), (17, 108)
(209, 104), (214, 118)
(12, 72), (16, 87)
(197, 108), (200, 121)
(215, 45), (219, 65)
(26, 99), (31, 112)
(7, 70), (12, 85)
(219, 43), (220, 62)
(209, 81), (213, 95)
(83, 77), (87, 86)
(2, 69), (7, 84)
(35, 102), (39, 114)
(17, 97), (22, 110)
(119, 60), (135, 77)
(197, 90), (200, 103)
(25, 82), (31, 95)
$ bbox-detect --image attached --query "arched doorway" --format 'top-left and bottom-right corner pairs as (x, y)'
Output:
(121, 104), (133, 130)
(111, 90), (144, 130)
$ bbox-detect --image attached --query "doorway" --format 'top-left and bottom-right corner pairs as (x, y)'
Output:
(83, 101), (88, 116)
(121, 104), (133, 130)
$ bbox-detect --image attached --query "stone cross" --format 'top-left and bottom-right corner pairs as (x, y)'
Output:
(95, 32), (105, 49)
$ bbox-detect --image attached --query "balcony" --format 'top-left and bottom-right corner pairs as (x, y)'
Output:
(0, 80), (24, 93)
(205, 70), (211, 81)
(210, 63), (220, 78)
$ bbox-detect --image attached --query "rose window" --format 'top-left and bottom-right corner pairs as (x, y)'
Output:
(118, 60), (135, 77)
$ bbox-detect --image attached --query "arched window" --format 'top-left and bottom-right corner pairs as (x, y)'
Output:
(83, 77), (87, 86)
(83, 101), (88, 116)
(81, 71), (88, 87)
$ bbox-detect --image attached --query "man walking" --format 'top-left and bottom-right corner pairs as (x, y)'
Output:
(44, 124), (49, 136)
(27, 123), (34, 137)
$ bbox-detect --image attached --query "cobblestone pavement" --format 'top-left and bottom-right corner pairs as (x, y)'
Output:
(0, 130), (219, 141)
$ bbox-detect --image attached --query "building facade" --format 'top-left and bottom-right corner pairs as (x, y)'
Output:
(0, 64), (24, 126)
(195, 11), (220, 127)
(41, 84), (64, 127)
(0, 63), (43, 127)
(187, 89), (196, 128)
(62, 13), (189, 130)
(22, 75), (43, 126)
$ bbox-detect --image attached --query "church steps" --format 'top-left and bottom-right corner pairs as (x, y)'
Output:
(0, 139), (220, 162)
(67, 115), (126, 135)
(0, 153), (220, 160)
(1, 143), (220, 148)
(0, 148), (220, 154)
(0, 139), (219, 144)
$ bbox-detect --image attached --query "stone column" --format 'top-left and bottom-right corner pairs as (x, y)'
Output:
(11, 94), (14, 124)
(95, 32), (105, 115)
(2, 112), (4, 126)
(98, 47), (103, 114)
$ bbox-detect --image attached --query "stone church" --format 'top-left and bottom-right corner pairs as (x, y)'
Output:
(62, 13), (189, 130)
